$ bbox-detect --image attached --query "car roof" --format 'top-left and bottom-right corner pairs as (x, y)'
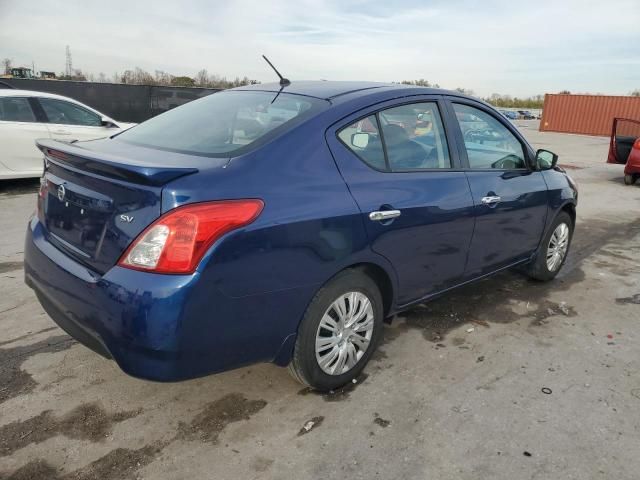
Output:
(233, 80), (458, 102)
(0, 89), (82, 101)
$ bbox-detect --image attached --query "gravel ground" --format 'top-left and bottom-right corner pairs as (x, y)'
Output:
(1, 120), (639, 480)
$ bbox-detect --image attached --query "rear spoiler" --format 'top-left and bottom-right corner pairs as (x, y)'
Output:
(37, 139), (198, 186)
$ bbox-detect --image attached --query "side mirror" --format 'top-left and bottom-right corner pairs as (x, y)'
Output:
(101, 117), (118, 128)
(536, 149), (558, 170)
(351, 132), (370, 149)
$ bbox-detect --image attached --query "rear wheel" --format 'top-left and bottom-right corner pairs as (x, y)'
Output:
(288, 269), (383, 391)
(624, 174), (637, 185)
(526, 211), (573, 281)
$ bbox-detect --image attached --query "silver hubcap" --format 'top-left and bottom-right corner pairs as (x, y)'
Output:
(546, 222), (570, 271)
(315, 291), (375, 375)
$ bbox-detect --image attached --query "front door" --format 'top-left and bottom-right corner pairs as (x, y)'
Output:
(327, 98), (475, 306)
(38, 97), (113, 142)
(448, 101), (548, 278)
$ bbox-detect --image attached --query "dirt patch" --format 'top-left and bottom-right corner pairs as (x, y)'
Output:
(616, 294), (640, 305)
(178, 393), (267, 444)
(251, 456), (275, 472)
(0, 335), (75, 404)
(373, 413), (391, 428)
(0, 402), (141, 457)
(6, 441), (167, 480)
(381, 265), (583, 344)
(5, 459), (60, 480)
(298, 372), (369, 402)
(0, 261), (23, 274)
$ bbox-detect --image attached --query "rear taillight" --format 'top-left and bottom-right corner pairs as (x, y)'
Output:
(634, 138), (640, 150)
(118, 200), (264, 274)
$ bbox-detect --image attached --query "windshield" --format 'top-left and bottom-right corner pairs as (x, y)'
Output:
(116, 91), (325, 157)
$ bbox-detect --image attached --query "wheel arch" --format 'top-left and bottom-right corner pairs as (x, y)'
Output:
(560, 201), (576, 226)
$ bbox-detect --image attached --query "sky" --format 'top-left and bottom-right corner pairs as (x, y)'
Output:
(1, 0), (639, 97)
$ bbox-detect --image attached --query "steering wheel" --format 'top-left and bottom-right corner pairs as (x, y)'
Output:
(491, 154), (522, 169)
(464, 129), (483, 143)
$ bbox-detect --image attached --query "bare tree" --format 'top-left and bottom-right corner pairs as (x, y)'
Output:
(154, 70), (172, 85)
(2, 58), (12, 74)
(195, 69), (209, 86)
(455, 87), (475, 96)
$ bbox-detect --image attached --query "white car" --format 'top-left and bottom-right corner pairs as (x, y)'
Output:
(0, 89), (136, 179)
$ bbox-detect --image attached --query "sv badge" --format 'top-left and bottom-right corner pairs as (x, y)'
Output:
(119, 214), (134, 223)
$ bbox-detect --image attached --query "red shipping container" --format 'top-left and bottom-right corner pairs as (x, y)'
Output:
(540, 94), (640, 137)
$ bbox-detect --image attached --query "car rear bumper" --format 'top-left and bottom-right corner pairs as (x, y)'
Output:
(24, 216), (310, 381)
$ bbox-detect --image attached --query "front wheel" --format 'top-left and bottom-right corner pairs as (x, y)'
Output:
(526, 211), (574, 281)
(624, 174), (637, 185)
(288, 269), (383, 391)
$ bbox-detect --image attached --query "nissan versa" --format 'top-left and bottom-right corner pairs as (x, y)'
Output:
(24, 81), (578, 391)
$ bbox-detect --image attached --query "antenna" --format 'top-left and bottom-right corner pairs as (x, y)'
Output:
(262, 55), (290, 87)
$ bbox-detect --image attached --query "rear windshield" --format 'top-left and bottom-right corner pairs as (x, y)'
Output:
(116, 91), (325, 157)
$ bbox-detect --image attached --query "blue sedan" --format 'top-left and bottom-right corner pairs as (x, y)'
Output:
(24, 81), (578, 391)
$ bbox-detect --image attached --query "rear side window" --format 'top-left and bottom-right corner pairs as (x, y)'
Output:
(117, 91), (324, 157)
(40, 98), (102, 126)
(337, 115), (386, 170)
(0, 97), (37, 122)
(453, 103), (526, 169)
(337, 102), (451, 171)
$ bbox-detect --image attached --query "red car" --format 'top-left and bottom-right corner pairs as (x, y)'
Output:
(607, 117), (640, 185)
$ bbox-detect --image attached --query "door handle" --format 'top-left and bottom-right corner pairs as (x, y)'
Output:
(481, 195), (501, 205)
(369, 210), (401, 222)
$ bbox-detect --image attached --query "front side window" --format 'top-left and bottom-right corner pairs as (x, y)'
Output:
(117, 91), (324, 157)
(379, 102), (450, 170)
(40, 98), (102, 126)
(453, 103), (526, 169)
(0, 97), (37, 122)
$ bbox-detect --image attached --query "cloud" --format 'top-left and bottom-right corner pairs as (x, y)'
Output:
(0, 0), (638, 96)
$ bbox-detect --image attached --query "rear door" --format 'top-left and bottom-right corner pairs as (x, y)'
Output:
(446, 99), (548, 278)
(326, 97), (475, 306)
(38, 97), (115, 142)
(0, 96), (50, 173)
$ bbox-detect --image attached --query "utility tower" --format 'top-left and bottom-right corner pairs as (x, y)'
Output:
(65, 45), (73, 77)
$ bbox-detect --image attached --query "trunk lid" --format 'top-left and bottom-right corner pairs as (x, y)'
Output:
(36, 138), (211, 274)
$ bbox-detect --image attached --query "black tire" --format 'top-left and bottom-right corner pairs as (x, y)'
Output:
(526, 211), (574, 281)
(288, 269), (383, 391)
(624, 174), (637, 185)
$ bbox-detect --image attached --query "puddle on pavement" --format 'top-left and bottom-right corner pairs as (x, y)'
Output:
(0, 335), (75, 404)
(177, 392), (267, 444)
(0, 403), (141, 457)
